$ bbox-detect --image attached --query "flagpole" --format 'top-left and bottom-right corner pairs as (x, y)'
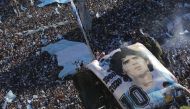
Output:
(70, 0), (95, 59)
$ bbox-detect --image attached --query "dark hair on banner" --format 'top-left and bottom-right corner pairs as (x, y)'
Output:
(109, 47), (153, 82)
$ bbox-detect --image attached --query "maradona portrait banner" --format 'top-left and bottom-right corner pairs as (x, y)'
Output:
(86, 43), (190, 109)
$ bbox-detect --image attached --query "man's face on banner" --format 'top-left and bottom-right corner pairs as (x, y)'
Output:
(122, 55), (149, 78)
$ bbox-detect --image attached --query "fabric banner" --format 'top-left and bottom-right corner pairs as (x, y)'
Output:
(42, 39), (93, 78)
(37, 0), (69, 7)
(87, 43), (190, 109)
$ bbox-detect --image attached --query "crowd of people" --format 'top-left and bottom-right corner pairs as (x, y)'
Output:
(0, 51), (84, 108)
(164, 45), (190, 89)
(0, 0), (85, 108)
(0, 0), (190, 108)
(88, 0), (190, 89)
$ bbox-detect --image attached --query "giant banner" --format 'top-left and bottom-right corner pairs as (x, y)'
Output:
(87, 43), (190, 109)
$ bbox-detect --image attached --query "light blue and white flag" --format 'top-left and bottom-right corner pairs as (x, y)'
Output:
(37, 0), (70, 7)
(2, 90), (16, 109)
(42, 38), (93, 79)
